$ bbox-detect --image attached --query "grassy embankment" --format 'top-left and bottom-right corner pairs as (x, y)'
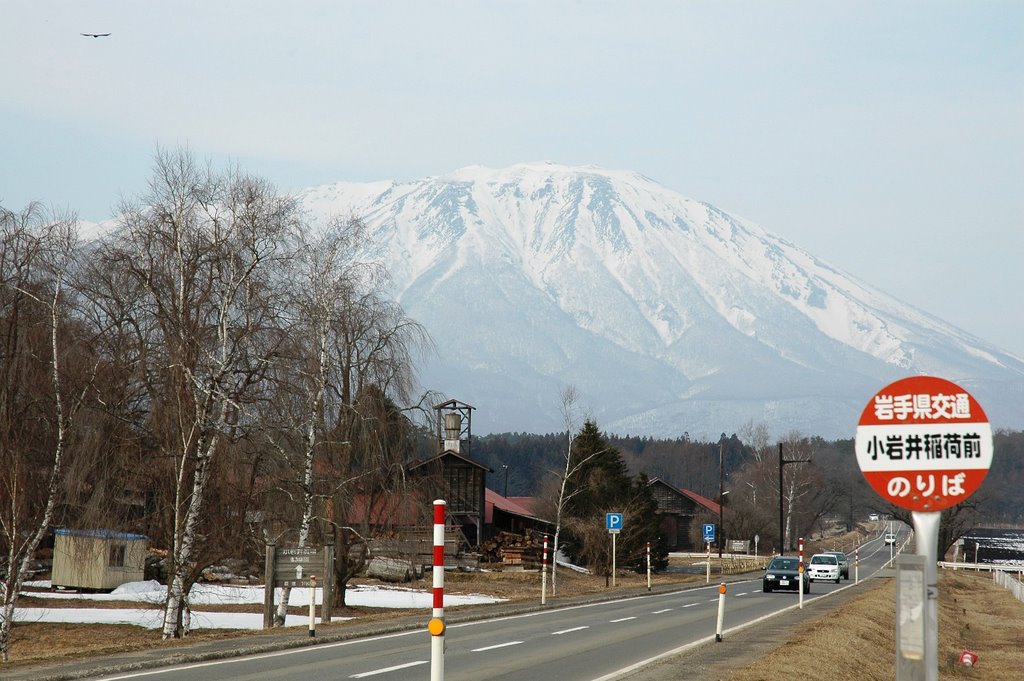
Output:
(725, 569), (1024, 680)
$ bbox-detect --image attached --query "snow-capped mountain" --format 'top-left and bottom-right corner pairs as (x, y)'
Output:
(297, 162), (1024, 439)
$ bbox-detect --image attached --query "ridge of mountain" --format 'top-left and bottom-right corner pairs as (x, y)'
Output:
(297, 162), (1024, 439)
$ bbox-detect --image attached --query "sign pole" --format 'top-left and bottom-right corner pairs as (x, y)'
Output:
(611, 531), (617, 587)
(263, 543), (276, 629)
(913, 511), (940, 681)
(855, 375), (994, 681)
(705, 541), (710, 584)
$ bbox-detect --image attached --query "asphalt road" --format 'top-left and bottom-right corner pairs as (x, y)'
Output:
(73, 526), (903, 681)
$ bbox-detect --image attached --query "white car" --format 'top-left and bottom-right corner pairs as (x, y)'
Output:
(884, 532), (897, 545)
(807, 553), (841, 583)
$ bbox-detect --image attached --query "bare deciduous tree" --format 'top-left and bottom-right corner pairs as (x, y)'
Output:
(93, 148), (299, 638)
(0, 204), (95, 662)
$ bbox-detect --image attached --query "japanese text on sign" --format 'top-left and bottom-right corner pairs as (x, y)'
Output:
(886, 473), (967, 500)
(866, 432), (983, 461)
(873, 393), (971, 421)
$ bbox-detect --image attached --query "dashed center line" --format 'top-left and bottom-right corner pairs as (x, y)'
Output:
(651, 608), (672, 614)
(472, 641), (523, 652)
(552, 626), (589, 635)
(683, 603), (699, 608)
(350, 660), (427, 678)
(610, 616), (636, 623)
(735, 592), (748, 596)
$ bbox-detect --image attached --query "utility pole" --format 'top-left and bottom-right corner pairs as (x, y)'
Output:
(778, 442), (810, 554)
(502, 464), (509, 497)
(718, 441), (725, 558)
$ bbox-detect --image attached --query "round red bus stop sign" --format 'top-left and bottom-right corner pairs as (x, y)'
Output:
(855, 375), (993, 512)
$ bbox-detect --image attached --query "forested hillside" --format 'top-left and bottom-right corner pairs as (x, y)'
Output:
(475, 428), (1024, 545)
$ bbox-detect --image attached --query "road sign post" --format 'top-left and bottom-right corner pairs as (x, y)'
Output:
(703, 523), (715, 544)
(263, 543), (332, 629)
(856, 376), (993, 681)
(606, 513), (622, 587)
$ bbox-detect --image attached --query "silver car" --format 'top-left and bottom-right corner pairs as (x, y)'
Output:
(807, 553), (841, 583)
(823, 551), (850, 579)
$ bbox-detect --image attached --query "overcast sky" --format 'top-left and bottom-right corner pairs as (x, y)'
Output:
(2, 2), (1022, 355)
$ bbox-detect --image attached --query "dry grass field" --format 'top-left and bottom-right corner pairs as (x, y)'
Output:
(724, 569), (1024, 681)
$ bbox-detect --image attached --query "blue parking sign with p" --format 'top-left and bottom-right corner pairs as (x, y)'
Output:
(606, 512), (623, 533)
(703, 523), (715, 542)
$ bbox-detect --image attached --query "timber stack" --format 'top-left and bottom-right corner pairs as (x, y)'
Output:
(479, 531), (544, 570)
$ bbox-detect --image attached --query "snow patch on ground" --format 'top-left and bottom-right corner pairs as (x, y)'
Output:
(18, 580), (506, 630)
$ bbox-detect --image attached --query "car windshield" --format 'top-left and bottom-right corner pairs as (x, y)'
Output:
(829, 552), (846, 559)
(770, 558), (797, 570)
(811, 555), (837, 564)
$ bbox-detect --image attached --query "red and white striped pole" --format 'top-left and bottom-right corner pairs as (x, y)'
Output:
(798, 537), (805, 609)
(541, 535), (549, 605)
(646, 542), (651, 591)
(429, 500), (446, 681)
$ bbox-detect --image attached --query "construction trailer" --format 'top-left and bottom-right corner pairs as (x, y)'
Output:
(51, 528), (148, 591)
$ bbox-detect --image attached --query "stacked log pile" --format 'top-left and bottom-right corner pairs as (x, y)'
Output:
(479, 531), (545, 570)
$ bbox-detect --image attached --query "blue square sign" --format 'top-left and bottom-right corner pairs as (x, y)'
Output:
(703, 523), (715, 542)
(606, 512), (623, 533)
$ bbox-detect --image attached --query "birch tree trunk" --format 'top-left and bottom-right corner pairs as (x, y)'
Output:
(94, 149), (298, 639)
(0, 210), (89, 662)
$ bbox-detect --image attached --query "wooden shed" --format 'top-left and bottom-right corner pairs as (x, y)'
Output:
(51, 529), (148, 591)
(647, 478), (720, 551)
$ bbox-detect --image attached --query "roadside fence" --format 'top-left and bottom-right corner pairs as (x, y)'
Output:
(992, 569), (1024, 604)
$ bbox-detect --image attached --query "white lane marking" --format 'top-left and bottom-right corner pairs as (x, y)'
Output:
(735, 592), (748, 597)
(652, 608), (672, 614)
(683, 603), (699, 608)
(350, 660), (428, 678)
(610, 616), (636, 623)
(552, 626), (589, 635)
(472, 641), (523, 652)
(708, 598), (719, 603)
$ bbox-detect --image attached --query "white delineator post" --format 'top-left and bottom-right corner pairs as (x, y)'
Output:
(541, 535), (548, 605)
(429, 500), (446, 681)
(798, 537), (804, 609)
(308, 575), (316, 638)
(646, 542), (651, 592)
(715, 583), (727, 642)
(855, 544), (860, 584)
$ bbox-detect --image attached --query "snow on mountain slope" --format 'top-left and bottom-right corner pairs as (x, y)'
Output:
(298, 162), (1024, 438)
